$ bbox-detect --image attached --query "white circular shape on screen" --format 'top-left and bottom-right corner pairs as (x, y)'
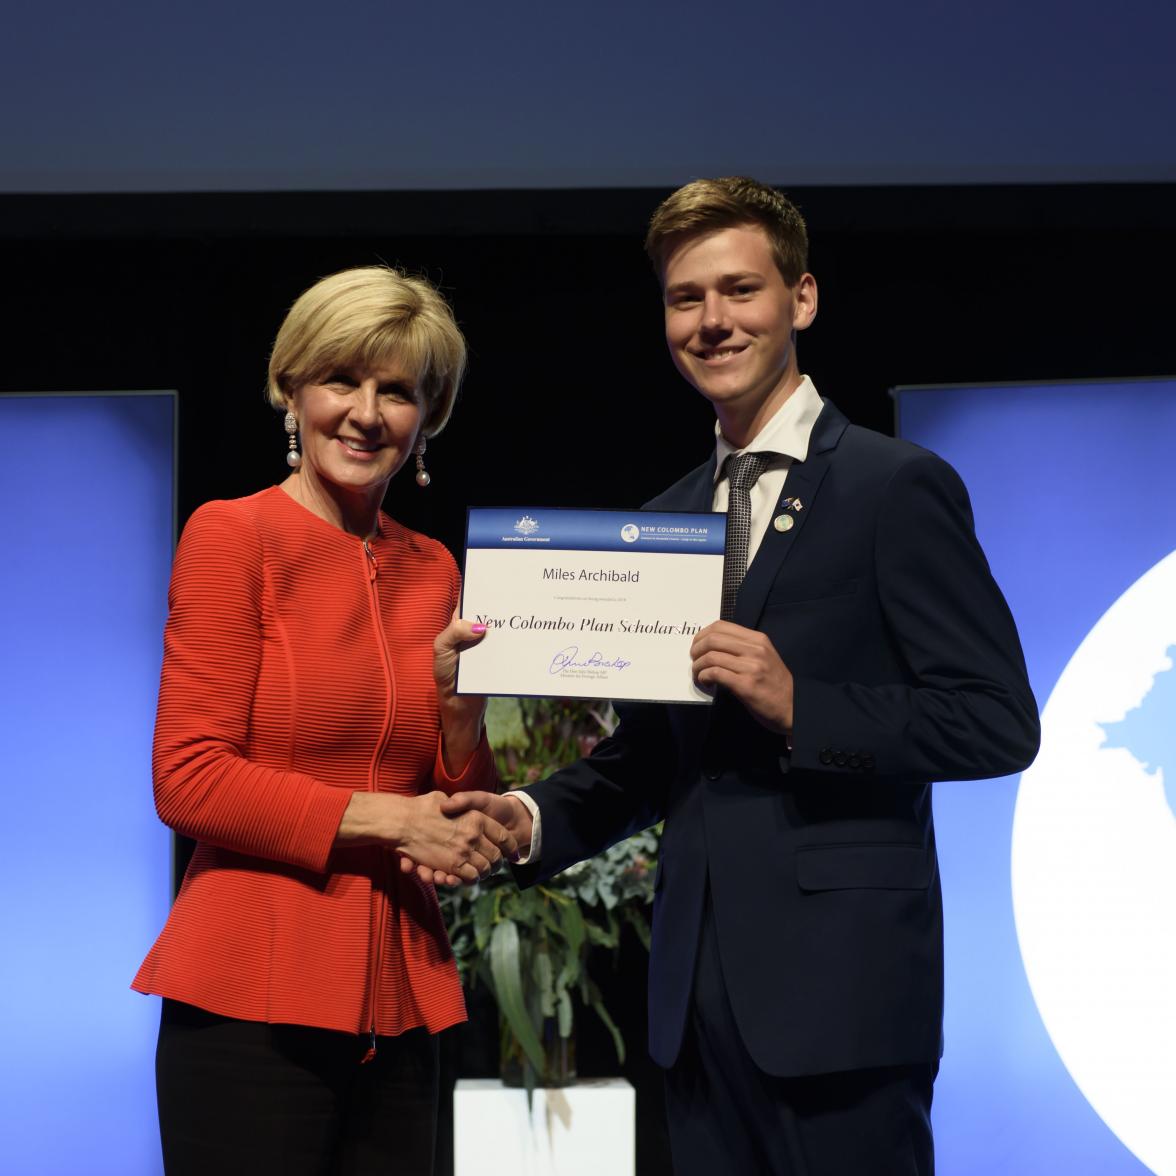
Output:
(620, 524), (639, 544)
(1012, 548), (1176, 1176)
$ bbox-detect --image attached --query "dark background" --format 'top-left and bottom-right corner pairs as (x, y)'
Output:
(6, 181), (1175, 550)
(5, 181), (1174, 1174)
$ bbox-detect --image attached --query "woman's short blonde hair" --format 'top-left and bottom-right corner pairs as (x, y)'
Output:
(267, 265), (467, 437)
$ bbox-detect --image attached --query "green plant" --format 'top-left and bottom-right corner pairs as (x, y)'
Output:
(440, 697), (659, 1094)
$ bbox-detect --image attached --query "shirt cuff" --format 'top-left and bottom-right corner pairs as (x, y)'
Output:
(505, 790), (541, 865)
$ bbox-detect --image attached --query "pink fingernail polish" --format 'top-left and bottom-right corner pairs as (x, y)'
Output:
(471, 623), (487, 634)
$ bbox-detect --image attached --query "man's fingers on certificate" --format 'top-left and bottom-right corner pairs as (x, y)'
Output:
(690, 620), (794, 734)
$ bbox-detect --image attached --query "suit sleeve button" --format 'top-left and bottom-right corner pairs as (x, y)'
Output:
(848, 753), (861, 769)
(833, 751), (848, 767)
(819, 747), (834, 765)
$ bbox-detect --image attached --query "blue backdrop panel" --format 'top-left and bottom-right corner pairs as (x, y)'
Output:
(896, 378), (1176, 1175)
(0, 393), (174, 1175)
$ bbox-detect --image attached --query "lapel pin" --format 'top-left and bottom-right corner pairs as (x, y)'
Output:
(773, 514), (795, 532)
(783, 497), (804, 512)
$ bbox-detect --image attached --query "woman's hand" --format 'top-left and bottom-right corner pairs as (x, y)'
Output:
(434, 612), (489, 774)
(336, 791), (517, 884)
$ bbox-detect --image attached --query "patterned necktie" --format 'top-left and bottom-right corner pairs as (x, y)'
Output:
(720, 451), (772, 621)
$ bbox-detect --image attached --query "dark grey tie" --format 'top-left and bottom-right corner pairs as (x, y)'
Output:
(720, 452), (771, 621)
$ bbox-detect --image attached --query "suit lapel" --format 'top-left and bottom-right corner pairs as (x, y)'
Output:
(733, 401), (848, 628)
(673, 458), (718, 514)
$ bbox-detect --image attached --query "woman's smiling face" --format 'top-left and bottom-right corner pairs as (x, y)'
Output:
(288, 359), (423, 503)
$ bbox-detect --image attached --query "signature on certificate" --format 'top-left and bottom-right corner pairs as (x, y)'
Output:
(549, 645), (632, 675)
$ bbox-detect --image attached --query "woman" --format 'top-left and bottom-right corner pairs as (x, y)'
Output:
(133, 265), (513, 1175)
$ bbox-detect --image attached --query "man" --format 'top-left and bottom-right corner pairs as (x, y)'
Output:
(445, 177), (1040, 1174)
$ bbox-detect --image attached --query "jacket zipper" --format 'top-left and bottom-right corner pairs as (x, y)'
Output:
(361, 537), (395, 1061)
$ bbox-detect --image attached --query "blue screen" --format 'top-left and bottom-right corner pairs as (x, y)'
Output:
(897, 378), (1176, 1175)
(0, 393), (174, 1175)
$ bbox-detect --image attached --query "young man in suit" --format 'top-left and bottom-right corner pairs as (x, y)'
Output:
(444, 177), (1040, 1174)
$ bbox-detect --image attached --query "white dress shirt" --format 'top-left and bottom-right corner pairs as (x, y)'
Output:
(509, 377), (825, 864)
(711, 374), (823, 564)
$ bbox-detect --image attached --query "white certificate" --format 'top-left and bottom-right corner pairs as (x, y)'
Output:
(456, 507), (726, 704)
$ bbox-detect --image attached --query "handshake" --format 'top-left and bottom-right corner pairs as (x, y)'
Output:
(338, 788), (535, 888)
(398, 790), (536, 887)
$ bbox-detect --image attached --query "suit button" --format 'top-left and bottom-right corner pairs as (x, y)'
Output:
(862, 754), (876, 772)
(819, 747), (834, 765)
(703, 764), (721, 781)
(833, 751), (848, 767)
(848, 753), (861, 769)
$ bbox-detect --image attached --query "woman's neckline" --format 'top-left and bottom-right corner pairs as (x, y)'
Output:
(269, 483), (385, 544)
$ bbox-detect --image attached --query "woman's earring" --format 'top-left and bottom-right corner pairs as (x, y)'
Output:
(284, 410), (301, 468)
(414, 436), (430, 487)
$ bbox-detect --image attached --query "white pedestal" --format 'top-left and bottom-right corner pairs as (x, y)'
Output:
(454, 1077), (635, 1176)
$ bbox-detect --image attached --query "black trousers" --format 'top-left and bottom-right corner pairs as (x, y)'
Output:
(156, 1000), (439, 1176)
(664, 901), (936, 1176)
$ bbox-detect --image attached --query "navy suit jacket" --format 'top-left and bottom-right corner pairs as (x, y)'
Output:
(516, 399), (1040, 1077)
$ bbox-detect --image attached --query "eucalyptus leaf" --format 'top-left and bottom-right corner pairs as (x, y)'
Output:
(473, 891), (496, 952)
(488, 920), (545, 1073)
(555, 956), (580, 998)
(485, 696), (530, 751)
(622, 905), (652, 951)
(585, 922), (618, 949)
(533, 947), (556, 1018)
(559, 900), (586, 959)
(584, 978), (625, 1064)
(557, 988), (573, 1037)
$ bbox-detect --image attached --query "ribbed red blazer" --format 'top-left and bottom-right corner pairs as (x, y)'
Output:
(133, 487), (495, 1036)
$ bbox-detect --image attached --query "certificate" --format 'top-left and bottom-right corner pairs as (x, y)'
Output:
(456, 507), (726, 704)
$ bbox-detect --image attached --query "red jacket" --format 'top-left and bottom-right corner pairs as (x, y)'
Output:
(133, 487), (495, 1036)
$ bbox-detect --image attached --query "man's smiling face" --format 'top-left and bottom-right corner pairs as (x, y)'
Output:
(662, 224), (816, 440)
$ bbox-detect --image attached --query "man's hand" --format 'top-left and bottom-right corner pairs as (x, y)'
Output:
(441, 791), (534, 858)
(690, 620), (794, 734)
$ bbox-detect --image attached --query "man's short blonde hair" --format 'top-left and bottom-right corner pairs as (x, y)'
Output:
(267, 265), (467, 437)
(644, 177), (809, 287)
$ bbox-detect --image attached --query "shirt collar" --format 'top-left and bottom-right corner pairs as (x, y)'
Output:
(713, 375), (824, 482)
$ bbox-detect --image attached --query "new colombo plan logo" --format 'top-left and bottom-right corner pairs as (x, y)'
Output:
(1012, 548), (1176, 1176)
(620, 524), (640, 544)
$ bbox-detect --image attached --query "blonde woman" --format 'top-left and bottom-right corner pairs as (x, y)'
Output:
(134, 266), (514, 1175)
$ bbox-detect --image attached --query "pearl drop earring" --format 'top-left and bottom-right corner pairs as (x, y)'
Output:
(414, 437), (430, 487)
(284, 410), (301, 468)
